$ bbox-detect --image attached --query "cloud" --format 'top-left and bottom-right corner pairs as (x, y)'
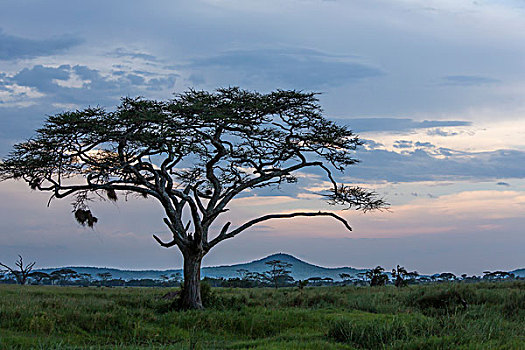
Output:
(109, 48), (158, 62)
(183, 48), (383, 89)
(362, 139), (384, 150)
(12, 65), (71, 93)
(414, 141), (435, 148)
(393, 140), (413, 149)
(350, 147), (525, 182)
(427, 128), (459, 137)
(0, 63), (178, 155)
(0, 29), (82, 60)
(5, 64), (177, 106)
(188, 73), (205, 86)
(442, 75), (500, 86)
(497, 181), (510, 186)
(335, 118), (471, 133)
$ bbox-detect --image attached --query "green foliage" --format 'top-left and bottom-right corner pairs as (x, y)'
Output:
(261, 260), (294, 288)
(328, 315), (432, 348)
(0, 282), (523, 349)
(406, 288), (468, 316)
(365, 266), (388, 286)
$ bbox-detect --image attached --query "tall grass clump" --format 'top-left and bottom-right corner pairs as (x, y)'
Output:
(328, 314), (435, 348)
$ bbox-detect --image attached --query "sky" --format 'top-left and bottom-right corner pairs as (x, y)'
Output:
(0, 0), (524, 275)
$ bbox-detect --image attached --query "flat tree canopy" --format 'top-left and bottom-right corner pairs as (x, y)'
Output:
(0, 87), (385, 309)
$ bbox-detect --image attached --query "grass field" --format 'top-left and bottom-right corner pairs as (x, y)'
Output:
(0, 282), (523, 349)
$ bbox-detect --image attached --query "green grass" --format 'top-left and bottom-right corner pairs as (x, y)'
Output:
(0, 282), (523, 349)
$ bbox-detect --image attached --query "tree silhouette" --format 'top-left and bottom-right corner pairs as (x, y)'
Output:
(483, 271), (514, 281)
(263, 260), (294, 288)
(391, 265), (419, 287)
(0, 255), (36, 285)
(0, 87), (386, 309)
(236, 269), (250, 280)
(97, 272), (112, 285)
(339, 272), (352, 285)
(29, 271), (51, 284)
(51, 268), (79, 285)
(297, 279), (309, 290)
(79, 273), (93, 285)
(437, 272), (457, 282)
(365, 266), (388, 286)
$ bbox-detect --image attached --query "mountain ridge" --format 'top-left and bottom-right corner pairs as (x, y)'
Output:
(37, 253), (366, 281)
(36, 253), (525, 280)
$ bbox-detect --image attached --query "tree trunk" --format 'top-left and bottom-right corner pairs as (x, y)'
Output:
(181, 251), (204, 310)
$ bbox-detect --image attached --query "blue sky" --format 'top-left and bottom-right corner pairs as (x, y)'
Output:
(0, 0), (524, 274)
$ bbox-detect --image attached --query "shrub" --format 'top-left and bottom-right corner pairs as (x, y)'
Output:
(501, 290), (525, 320)
(328, 316), (432, 348)
(407, 289), (468, 316)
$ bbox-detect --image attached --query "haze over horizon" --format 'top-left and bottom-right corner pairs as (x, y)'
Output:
(1, 0), (524, 275)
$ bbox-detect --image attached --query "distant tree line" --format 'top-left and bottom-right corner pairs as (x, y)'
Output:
(0, 256), (520, 288)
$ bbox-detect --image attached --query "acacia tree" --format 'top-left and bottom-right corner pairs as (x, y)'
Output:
(262, 260), (294, 288)
(29, 271), (51, 284)
(0, 87), (385, 309)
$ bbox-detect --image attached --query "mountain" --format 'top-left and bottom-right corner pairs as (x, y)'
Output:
(37, 253), (366, 281)
(201, 253), (366, 281)
(511, 268), (525, 278)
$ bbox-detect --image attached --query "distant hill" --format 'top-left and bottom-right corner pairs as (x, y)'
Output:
(37, 254), (524, 282)
(37, 253), (366, 281)
(511, 268), (525, 278)
(201, 253), (366, 281)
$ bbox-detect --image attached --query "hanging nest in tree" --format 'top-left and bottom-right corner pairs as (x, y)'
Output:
(74, 209), (98, 228)
(106, 188), (118, 202)
(29, 178), (41, 190)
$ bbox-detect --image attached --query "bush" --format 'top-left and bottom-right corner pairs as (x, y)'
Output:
(328, 316), (432, 348)
(501, 290), (525, 319)
(407, 289), (468, 316)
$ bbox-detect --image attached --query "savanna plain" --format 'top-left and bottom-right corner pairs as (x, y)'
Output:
(0, 282), (524, 349)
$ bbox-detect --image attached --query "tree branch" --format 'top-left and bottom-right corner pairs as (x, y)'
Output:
(206, 211), (352, 250)
(213, 160), (323, 216)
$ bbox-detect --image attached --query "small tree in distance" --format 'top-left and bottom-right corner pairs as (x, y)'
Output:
(97, 272), (112, 286)
(0, 255), (36, 285)
(263, 260), (294, 288)
(0, 87), (387, 309)
(365, 266), (388, 286)
(29, 271), (51, 284)
(339, 272), (352, 285)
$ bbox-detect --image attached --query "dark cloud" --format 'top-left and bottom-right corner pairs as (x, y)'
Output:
(496, 182), (510, 186)
(146, 76), (177, 91)
(72, 65), (100, 81)
(109, 48), (157, 62)
(183, 48), (383, 89)
(442, 75), (499, 86)
(415, 141), (435, 148)
(427, 128), (459, 137)
(0, 29), (82, 60)
(188, 73), (205, 86)
(333, 118), (471, 133)
(126, 74), (145, 85)
(393, 140), (413, 149)
(7, 64), (177, 106)
(350, 148), (525, 182)
(362, 139), (384, 150)
(13, 64), (70, 93)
